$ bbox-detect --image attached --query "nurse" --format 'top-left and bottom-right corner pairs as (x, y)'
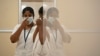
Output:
(10, 7), (35, 56)
(32, 6), (50, 56)
(46, 7), (71, 56)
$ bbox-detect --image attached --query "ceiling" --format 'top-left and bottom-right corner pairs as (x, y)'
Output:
(22, 0), (54, 2)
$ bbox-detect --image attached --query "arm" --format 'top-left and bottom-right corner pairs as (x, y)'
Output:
(10, 18), (29, 43)
(33, 26), (39, 43)
(57, 21), (71, 43)
(33, 19), (44, 45)
(10, 25), (24, 43)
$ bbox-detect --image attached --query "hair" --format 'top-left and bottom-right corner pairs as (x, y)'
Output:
(47, 7), (59, 18)
(22, 7), (34, 17)
(38, 6), (43, 15)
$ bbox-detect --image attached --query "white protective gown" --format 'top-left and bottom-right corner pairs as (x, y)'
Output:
(12, 24), (69, 56)
(48, 28), (66, 56)
(32, 27), (51, 56)
(32, 26), (68, 56)
(12, 24), (36, 56)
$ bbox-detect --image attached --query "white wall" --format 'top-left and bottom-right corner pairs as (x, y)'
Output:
(57, 0), (100, 56)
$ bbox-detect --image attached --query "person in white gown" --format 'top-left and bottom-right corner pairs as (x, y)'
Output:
(32, 6), (50, 56)
(10, 7), (36, 56)
(32, 7), (71, 56)
(46, 7), (71, 56)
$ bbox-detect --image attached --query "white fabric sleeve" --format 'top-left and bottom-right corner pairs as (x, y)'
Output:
(61, 25), (71, 43)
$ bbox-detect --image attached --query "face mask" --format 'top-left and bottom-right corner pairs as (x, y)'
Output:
(48, 17), (56, 24)
(27, 17), (34, 24)
(22, 17), (33, 24)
